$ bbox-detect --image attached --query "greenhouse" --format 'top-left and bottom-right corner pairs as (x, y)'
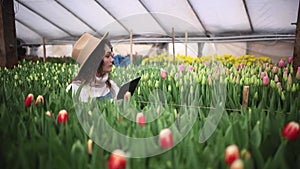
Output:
(1, 0), (300, 169)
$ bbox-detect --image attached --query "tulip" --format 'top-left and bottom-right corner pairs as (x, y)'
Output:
(87, 139), (93, 155)
(124, 92), (130, 101)
(288, 57), (293, 64)
(262, 76), (269, 86)
(283, 71), (288, 81)
(278, 59), (285, 68)
(179, 64), (185, 72)
(272, 66), (278, 74)
(277, 82), (282, 90)
(287, 74), (292, 86)
(25, 93), (34, 107)
(35, 95), (44, 106)
(274, 74), (279, 82)
(230, 159), (244, 169)
(57, 109), (68, 124)
(108, 149), (127, 169)
(45, 111), (52, 118)
(282, 121), (300, 141)
(260, 72), (266, 79)
(136, 112), (146, 127)
(159, 128), (173, 150)
(296, 67), (300, 80)
(161, 69), (167, 79)
(225, 144), (240, 166)
(189, 65), (194, 71)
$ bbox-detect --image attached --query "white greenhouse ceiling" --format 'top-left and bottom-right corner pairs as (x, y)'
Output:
(14, 0), (299, 45)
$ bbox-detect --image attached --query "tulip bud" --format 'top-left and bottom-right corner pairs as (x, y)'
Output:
(45, 111), (52, 118)
(287, 74), (292, 86)
(278, 59), (285, 68)
(274, 74), (279, 82)
(87, 139), (93, 155)
(35, 95), (44, 106)
(189, 65), (194, 71)
(296, 67), (300, 80)
(225, 144), (240, 166)
(262, 76), (269, 86)
(57, 109), (68, 124)
(282, 121), (300, 141)
(136, 112), (146, 127)
(159, 128), (173, 150)
(161, 69), (167, 79)
(272, 66), (278, 74)
(288, 57), (293, 64)
(230, 159), (244, 169)
(124, 92), (131, 101)
(25, 93), (34, 107)
(108, 149), (127, 169)
(179, 64), (185, 72)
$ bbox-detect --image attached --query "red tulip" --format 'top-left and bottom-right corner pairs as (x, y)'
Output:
(230, 159), (244, 169)
(35, 95), (44, 106)
(124, 92), (130, 101)
(57, 109), (68, 124)
(108, 149), (127, 169)
(282, 121), (300, 141)
(288, 57), (293, 64)
(225, 144), (240, 166)
(25, 93), (34, 107)
(159, 128), (173, 150)
(136, 112), (146, 127)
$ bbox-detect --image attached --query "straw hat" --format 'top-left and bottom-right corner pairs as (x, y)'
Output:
(72, 32), (109, 82)
(72, 32), (109, 65)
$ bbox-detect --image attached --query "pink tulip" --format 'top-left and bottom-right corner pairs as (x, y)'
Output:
(136, 112), (146, 127)
(225, 144), (240, 166)
(272, 66), (278, 74)
(282, 121), (299, 141)
(296, 67), (300, 80)
(161, 69), (167, 79)
(288, 57), (293, 64)
(274, 74), (279, 82)
(189, 65), (194, 71)
(277, 82), (282, 90)
(287, 74), (292, 85)
(260, 72), (266, 79)
(283, 71), (288, 81)
(278, 59), (285, 68)
(262, 76), (269, 86)
(159, 128), (173, 150)
(179, 64), (185, 72)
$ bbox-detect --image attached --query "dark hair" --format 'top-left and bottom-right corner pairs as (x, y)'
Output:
(96, 39), (113, 88)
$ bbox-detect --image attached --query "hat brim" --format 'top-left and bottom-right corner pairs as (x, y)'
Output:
(74, 32), (109, 82)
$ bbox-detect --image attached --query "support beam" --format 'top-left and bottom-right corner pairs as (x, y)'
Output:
(0, 0), (18, 68)
(293, 2), (300, 74)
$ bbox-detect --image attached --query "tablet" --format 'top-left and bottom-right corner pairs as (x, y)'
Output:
(117, 76), (141, 100)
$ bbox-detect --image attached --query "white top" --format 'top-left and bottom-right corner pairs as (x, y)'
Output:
(66, 74), (119, 102)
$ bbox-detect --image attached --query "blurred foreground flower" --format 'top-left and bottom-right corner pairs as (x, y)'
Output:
(225, 144), (240, 166)
(230, 159), (244, 169)
(25, 93), (34, 107)
(159, 128), (173, 150)
(124, 92), (130, 101)
(87, 139), (93, 155)
(296, 67), (300, 80)
(136, 112), (146, 127)
(108, 149), (127, 169)
(57, 109), (68, 124)
(161, 69), (167, 79)
(282, 121), (299, 141)
(45, 111), (52, 118)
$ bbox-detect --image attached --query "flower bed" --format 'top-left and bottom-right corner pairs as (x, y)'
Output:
(1, 55), (300, 169)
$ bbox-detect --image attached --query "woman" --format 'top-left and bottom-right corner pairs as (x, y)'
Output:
(66, 32), (119, 102)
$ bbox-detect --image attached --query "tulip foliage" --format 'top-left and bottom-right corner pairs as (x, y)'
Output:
(0, 56), (300, 169)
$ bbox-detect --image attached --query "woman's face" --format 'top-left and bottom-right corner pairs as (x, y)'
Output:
(101, 44), (114, 73)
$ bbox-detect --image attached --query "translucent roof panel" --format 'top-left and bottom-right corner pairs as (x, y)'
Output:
(140, 0), (205, 37)
(189, 0), (251, 33)
(247, 0), (299, 33)
(98, 0), (166, 36)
